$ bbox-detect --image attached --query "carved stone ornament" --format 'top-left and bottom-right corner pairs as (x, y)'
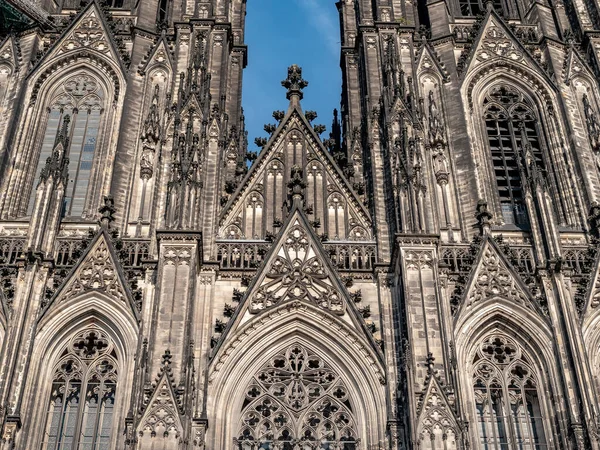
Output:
(467, 246), (528, 307)
(476, 21), (523, 64)
(140, 377), (181, 437)
(60, 8), (111, 55)
(417, 381), (459, 446)
(235, 343), (358, 447)
(60, 237), (127, 304)
(250, 220), (345, 315)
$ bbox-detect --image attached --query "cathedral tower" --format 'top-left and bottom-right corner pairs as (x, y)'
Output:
(0, 0), (600, 448)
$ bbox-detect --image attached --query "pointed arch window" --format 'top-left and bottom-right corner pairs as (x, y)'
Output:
(472, 335), (548, 449)
(28, 73), (104, 218)
(235, 344), (358, 449)
(483, 85), (544, 227)
(42, 328), (118, 450)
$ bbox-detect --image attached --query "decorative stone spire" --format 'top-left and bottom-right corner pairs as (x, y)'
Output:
(476, 199), (493, 235)
(288, 165), (307, 208)
(39, 115), (71, 185)
(140, 85), (162, 180)
(427, 91), (446, 148)
(583, 94), (600, 154)
(99, 195), (116, 228)
(282, 64), (308, 106)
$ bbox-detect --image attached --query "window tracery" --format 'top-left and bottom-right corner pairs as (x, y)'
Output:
(29, 73), (104, 218)
(472, 334), (548, 449)
(235, 344), (358, 449)
(483, 85), (544, 227)
(42, 328), (118, 450)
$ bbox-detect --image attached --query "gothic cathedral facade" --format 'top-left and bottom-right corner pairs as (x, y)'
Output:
(0, 0), (600, 448)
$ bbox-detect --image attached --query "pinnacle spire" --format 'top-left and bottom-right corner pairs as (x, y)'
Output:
(282, 64), (308, 107)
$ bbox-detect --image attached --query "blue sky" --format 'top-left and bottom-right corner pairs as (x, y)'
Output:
(242, 0), (342, 151)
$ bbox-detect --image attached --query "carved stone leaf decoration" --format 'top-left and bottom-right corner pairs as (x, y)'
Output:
(60, 237), (128, 304)
(467, 246), (529, 307)
(250, 220), (345, 315)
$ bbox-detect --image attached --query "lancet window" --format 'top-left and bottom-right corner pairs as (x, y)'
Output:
(28, 73), (104, 217)
(483, 85), (544, 227)
(235, 344), (358, 449)
(472, 334), (548, 449)
(42, 328), (118, 450)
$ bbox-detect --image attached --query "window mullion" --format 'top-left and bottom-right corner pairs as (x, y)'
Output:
(71, 372), (87, 450)
(91, 379), (107, 450)
(54, 379), (70, 450)
(507, 119), (520, 210)
(502, 375), (518, 450)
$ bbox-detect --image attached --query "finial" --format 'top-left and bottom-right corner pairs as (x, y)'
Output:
(476, 199), (493, 236)
(288, 165), (307, 208)
(99, 194), (116, 228)
(282, 65), (308, 106)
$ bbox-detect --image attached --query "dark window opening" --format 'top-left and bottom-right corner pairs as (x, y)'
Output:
(484, 86), (545, 227)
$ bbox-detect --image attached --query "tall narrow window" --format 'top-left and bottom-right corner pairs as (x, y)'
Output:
(472, 334), (548, 449)
(43, 328), (118, 450)
(28, 73), (104, 217)
(484, 85), (544, 227)
(158, 0), (170, 25)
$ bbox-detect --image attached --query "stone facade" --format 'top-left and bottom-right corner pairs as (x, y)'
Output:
(0, 0), (600, 448)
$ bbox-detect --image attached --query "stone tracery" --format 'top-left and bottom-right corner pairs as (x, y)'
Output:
(235, 343), (358, 449)
(250, 222), (345, 315)
(42, 328), (118, 450)
(471, 334), (548, 449)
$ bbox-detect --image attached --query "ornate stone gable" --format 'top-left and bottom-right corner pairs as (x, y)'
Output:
(457, 239), (540, 317)
(415, 44), (449, 81)
(43, 231), (137, 317)
(562, 46), (595, 85)
(32, 2), (126, 74)
(415, 374), (461, 445)
(138, 36), (175, 75)
(138, 371), (183, 438)
(459, 12), (548, 82)
(249, 219), (345, 315)
(216, 207), (380, 345)
(218, 109), (372, 242)
(476, 20), (523, 63)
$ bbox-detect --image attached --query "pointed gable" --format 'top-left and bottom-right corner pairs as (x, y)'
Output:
(219, 106), (372, 241)
(215, 206), (382, 352)
(456, 238), (545, 318)
(460, 11), (551, 84)
(138, 355), (184, 438)
(42, 230), (139, 320)
(416, 371), (460, 441)
(139, 35), (175, 75)
(563, 46), (595, 85)
(416, 44), (448, 81)
(31, 2), (126, 76)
